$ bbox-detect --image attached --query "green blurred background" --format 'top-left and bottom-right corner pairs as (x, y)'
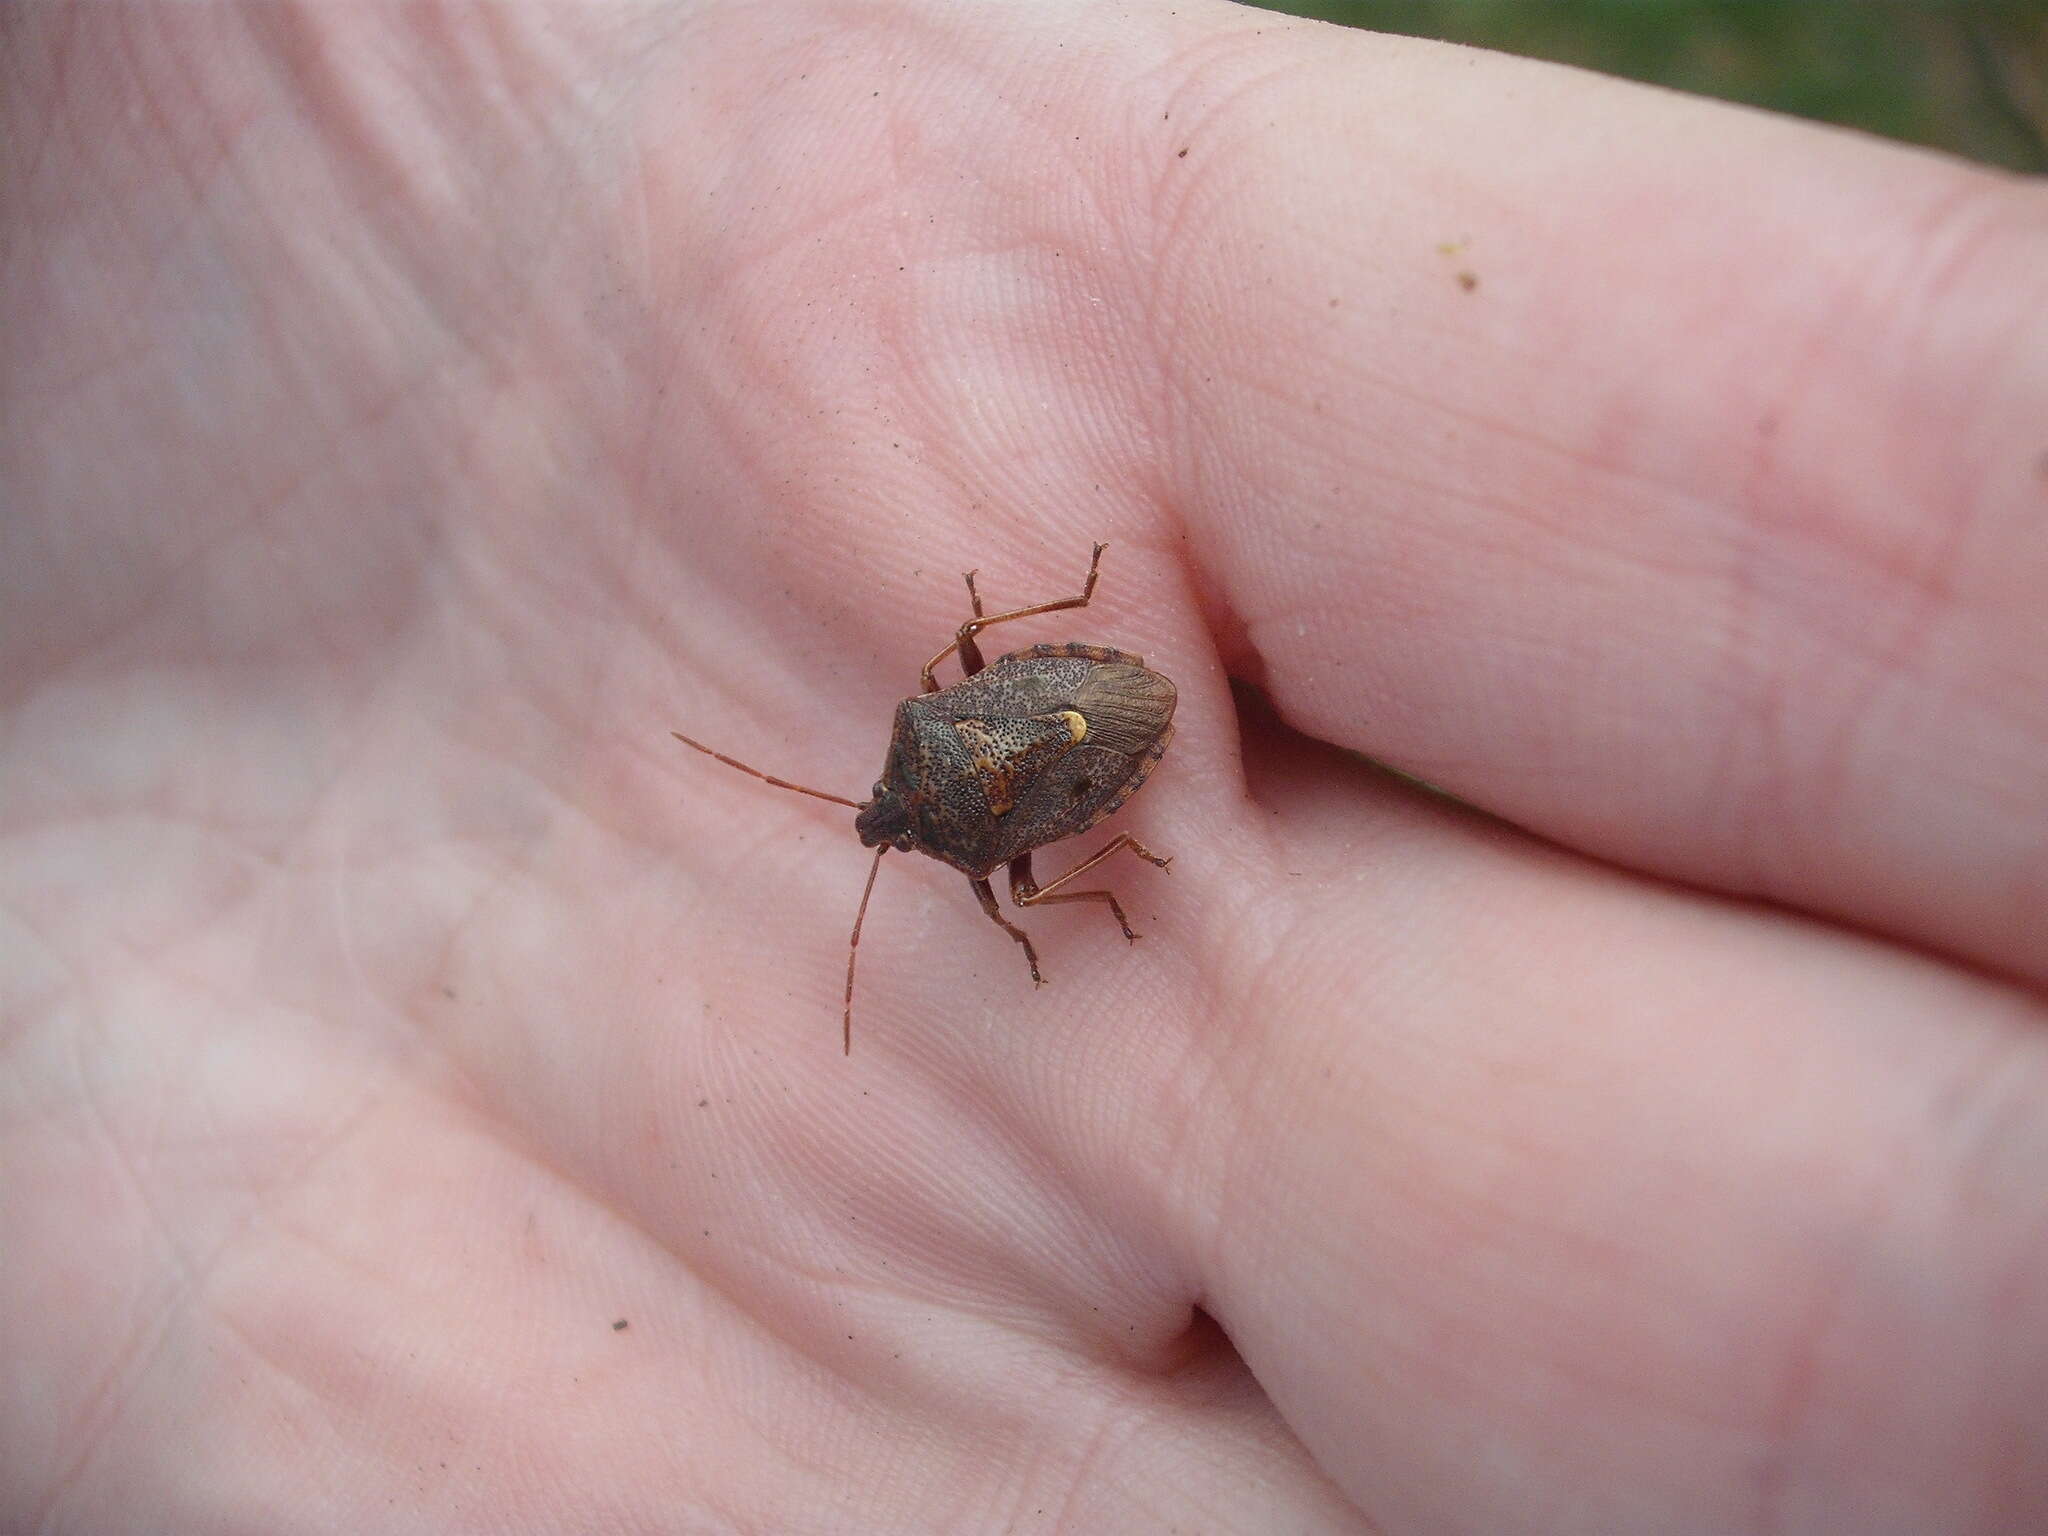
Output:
(1244, 0), (2047, 171)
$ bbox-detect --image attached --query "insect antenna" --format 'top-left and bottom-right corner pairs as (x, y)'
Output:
(844, 844), (887, 1054)
(671, 731), (863, 809)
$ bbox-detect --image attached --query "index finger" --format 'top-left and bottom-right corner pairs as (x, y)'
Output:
(1159, 18), (2048, 983)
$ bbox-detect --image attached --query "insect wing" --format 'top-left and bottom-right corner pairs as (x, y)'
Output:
(982, 662), (1177, 863)
(1066, 663), (1175, 755)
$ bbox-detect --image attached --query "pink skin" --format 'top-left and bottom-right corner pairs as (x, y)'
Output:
(5, 3), (2047, 1531)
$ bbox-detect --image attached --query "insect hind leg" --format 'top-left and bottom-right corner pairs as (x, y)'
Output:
(1008, 836), (1172, 943)
(972, 876), (1044, 985)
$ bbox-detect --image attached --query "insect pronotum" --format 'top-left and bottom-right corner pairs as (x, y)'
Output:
(674, 543), (1177, 1051)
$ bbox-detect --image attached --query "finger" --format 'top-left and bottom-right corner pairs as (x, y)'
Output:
(1169, 708), (2048, 1533)
(1146, 16), (2048, 982)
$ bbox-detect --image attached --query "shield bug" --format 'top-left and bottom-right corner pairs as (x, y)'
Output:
(674, 543), (1175, 1052)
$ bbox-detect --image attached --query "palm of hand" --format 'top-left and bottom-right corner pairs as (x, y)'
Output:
(7, 6), (2047, 1533)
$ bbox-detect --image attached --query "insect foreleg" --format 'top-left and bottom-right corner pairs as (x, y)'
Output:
(920, 542), (1108, 692)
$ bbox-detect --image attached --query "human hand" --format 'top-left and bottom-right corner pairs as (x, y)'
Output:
(5, 4), (2045, 1531)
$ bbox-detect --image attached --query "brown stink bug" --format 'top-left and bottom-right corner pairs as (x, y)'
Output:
(674, 543), (1176, 1052)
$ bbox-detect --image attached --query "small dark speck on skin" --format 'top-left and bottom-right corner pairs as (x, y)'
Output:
(612, 1318), (628, 1331)
(1177, 147), (1188, 158)
(1456, 271), (1478, 292)
(697, 1098), (709, 1108)
(441, 986), (455, 1000)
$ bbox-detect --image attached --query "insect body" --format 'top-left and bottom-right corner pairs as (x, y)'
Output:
(674, 543), (1175, 1051)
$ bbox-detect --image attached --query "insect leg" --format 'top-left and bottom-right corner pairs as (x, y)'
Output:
(971, 876), (1044, 985)
(921, 542), (1108, 692)
(953, 569), (991, 679)
(1008, 835), (1172, 943)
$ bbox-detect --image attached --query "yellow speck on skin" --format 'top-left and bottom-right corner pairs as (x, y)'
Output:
(1059, 710), (1088, 744)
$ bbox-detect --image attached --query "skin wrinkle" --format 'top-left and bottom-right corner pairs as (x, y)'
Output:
(1753, 1019), (2047, 1533)
(155, 21), (292, 309)
(1065, 1385), (1237, 1529)
(0, 5), (77, 202)
(243, 9), (482, 334)
(1881, 177), (2043, 467)
(110, 9), (223, 221)
(1147, 76), (1611, 487)
(812, 1025), (1187, 1353)
(31, 1024), (193, 1529)
(1714, 392), (1801, 896)
(249, 12), (603, 419)
(1745, 1165), (1893, 1536)
(1010, 1348), (1359, 1534)
(12, 326), (161, 433)
(1131, 41), (1243, 482)
(1, 820), (264, 1032)
(707, 40), (1122, 534)
(181, 1302), (397, 1523)
(998, 1382), (1133, 1532)
(3, 279), (448, 706)
(1751, 269), (1989, 862)
(238, 1186), (775, 1531)
(345, 1083), (928, 1486)
(912, 1057), (1189, 1350)
(1181, 813), (1360, 1278)
(28, 977), (406, 1527)
(679, 1039), (1033, 1324)
(1919, 1024), (2048, 1306)
(974, 863), (1229, 1329)
(1718, 177), (2047, 911)
(0, 905), (80, 1044)
(1135, 980), (1239, 1288)
(1277, 274), (2031, 987)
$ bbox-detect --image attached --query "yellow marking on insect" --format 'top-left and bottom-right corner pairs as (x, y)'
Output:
(1059, 710), (1087, 744)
